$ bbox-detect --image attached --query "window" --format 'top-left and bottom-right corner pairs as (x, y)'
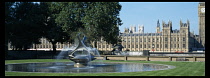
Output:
(132, 45), (134, 48)
(183, 37), (186, 41)
(102, 45), (105, 48)
(165, 44), (168, 48)
(144, 38), (146, 42)
(178, 38), (179, 41)
(140, 38), (142, 42)
(183, 30), (185, 33)
(46, 40), (48, 44)
(148, 38), (150, 42)
(165, 37), (168, 42)
(157, 44), (159, 48)
(131, 38), (134, 42)
(128, 45), (130, 48)
(157, 38), (159, 42)
(148, 45), (150, 48)
(174, 44), (176, 48)
(61, 45), (63, 48)
(144, 44), (146, 48)
(152, 38), (155, 42)
(183, 44), (186, 48)
(174, 38), (176, 41)
(106, 45), (109, 48)
(136, 38), (138, 42)
(140, 44), (142, 48)
(178, 44), (179, 48)
(136, 45), (138, 48)
(98, 45), (101, 48)
(37, 45), (39, 48)
(124, 45), (126, 48)
(58, 45), (60, 48)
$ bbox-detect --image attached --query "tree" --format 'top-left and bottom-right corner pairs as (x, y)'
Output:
(42, 2), (70, 54)
(50, 2), (122, 47)
(7, 2), (48, 50)
(5, 2), (15, 56)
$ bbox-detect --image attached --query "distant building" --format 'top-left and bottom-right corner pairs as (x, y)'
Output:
(97, 20), (201, 52)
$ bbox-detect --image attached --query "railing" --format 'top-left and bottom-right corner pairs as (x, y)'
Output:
(95, 55), (205, 62)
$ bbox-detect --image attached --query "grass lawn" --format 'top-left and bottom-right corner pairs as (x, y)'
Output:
(5, 59), (205, 76)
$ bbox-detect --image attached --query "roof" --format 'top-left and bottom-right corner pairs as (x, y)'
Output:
(119, 33), (162, 36)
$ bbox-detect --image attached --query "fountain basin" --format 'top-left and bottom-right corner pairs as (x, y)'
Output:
(5, 62), (176, 73)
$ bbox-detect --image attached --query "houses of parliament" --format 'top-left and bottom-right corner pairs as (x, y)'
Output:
(8, 2), (205, 52)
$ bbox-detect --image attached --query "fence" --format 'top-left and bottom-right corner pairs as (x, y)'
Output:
(149, 52), (205, 56)
(95, 55), (205, 62)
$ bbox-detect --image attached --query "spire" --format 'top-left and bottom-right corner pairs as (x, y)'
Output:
(162, 20), (165, 27)
(187, 19), (190, 26)
(180, 19), (182, 27)
(157, 19), (160, 27)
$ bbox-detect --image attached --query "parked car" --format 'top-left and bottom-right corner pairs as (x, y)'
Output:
(197, 50), (204, 52)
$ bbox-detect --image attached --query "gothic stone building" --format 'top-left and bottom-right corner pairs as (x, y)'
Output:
(96, 20), (197, 52)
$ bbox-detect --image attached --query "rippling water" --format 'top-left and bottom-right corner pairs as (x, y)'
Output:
(5, 62), (175, 73)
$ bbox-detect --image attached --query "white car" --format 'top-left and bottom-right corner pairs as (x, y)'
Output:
(197, 50), (204, 52)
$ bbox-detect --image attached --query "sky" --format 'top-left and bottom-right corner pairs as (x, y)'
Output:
(119, 2), (200, 35)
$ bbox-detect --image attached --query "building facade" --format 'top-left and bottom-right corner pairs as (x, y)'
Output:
(96, 20), (196, 52)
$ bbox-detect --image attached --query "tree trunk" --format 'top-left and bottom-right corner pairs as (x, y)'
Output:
(52, 42), (57, 59)
(23, 45), (28, 50)
(5, 39), (8, 58)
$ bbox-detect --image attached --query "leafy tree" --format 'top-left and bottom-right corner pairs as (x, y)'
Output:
(7, 2), (47, 50)
(42, 2), (70, 54)
(5, 2), (15, 56)
(50, 2), (122, 47)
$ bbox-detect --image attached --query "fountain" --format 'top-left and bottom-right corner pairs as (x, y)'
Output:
(67, 33), (97, 67)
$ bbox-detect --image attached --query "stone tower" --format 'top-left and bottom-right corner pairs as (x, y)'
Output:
(179, 20), (190, 51)
(162, 20), (172, 52)
(198, 2), (205, 48)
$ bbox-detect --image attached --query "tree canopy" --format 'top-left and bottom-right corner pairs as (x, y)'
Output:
(5, 2), (122, 50)
(6, 2), (47, 50)
(49, 2), (122, 46)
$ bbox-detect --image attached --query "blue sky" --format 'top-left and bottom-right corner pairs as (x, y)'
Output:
(119, 2), (199, 35)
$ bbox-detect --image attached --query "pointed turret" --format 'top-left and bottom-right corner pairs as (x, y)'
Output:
(156, 19), (160, 33)
(157, 19), (160, 27)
